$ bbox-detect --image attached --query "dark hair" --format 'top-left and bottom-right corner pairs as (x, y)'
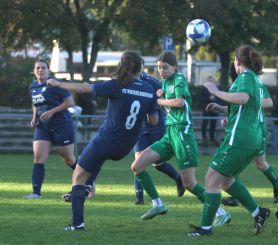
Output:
(112, 51), (143, 87)
(235, 45), (263, 75)
(230, 63), (238, 82)
(156, 51), (178, 67)
(34, 59), (50, 69)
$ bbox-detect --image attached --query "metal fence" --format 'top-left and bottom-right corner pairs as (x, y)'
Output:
(0, 113), (277, 155)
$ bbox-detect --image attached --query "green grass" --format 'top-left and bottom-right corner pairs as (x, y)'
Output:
(0, 154), (278, 245)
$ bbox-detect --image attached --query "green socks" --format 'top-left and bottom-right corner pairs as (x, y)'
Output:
(199, 192), (221, 226)
(190, 183), (205, 203)
(136, 170), (159, 199)
(263, 166), (278, 189)
(226, 180), (257, 213)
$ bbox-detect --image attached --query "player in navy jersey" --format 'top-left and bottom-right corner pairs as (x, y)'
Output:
(133, 71), (185, 204)
(26, 59), (95, 199)
(25, 59), (76, 199)
(47, 51), (158, 231)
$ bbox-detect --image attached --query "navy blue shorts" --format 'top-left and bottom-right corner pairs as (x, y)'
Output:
(78, 134), (132, 179)
(33, 122), (75, 146)
(133, 128), (164, 153)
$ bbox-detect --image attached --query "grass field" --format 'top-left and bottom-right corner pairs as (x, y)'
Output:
(0, 154), (278, 245)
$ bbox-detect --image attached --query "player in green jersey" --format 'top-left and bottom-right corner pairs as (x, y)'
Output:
(131, 51), (231, 226)
(222, 69), (278, 206)
(188, 45), (271, 236)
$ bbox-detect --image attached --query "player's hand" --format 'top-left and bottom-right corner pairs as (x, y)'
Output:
(47, 78), (59, 87)
(156, 89), (164, 98)
(206, 103), (220, 113)
(30, 118), (36, 128)
(204, 82), (219, 95)
(221, 118), (228, 127)
(40, 111), (54, 121)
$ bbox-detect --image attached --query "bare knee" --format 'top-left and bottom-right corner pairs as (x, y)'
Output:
(255, 159), (269, 171)
(131, 161), (140, 175)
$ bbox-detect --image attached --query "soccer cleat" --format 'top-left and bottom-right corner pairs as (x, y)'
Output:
(140, 205), (168, 220)
(187, 225), (212, 236)
(64, 223), (85, 231)
(62, 192), (72, 202)
(213, 213), (231, 227)
(221, 196), (239, 207)
(24, 193), (41, 199)
(273, 189), (278, 203)
(61, 185), (95, 202)
(254, 207), (270, 235)
(175, 178), (186, 197)
(134, 191), (144, 205)
(87, 184), (96, 198)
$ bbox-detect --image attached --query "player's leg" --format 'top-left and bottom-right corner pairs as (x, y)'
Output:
(224, 178), (270, 234)
(149, 129), (185, 197)
(201, 118), (209, 144)
(134, 176), (144, 204)
(255, 154), (278, 203)
(65, 137), (104, 231)
(133, 134), (149, 205)
(209, 119), (218, 145)
(64, 164), (91, 231)
(25, 140), (51, 199)
(221, 175), (240, 207)
(131, 147), (168, 220)
(153, 161), (185, 197)
(134, 152), (144, 205)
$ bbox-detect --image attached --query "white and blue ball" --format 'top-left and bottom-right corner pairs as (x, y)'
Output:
(186, 19), (211, 44)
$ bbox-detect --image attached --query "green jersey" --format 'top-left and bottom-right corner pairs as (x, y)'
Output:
(225, 70), (262, 149)
(162, 72), (192, 130)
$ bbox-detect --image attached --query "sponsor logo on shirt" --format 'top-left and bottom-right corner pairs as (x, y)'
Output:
(168, 85), (174, 94)
(122, 88), (153, 98)
(32, 94), (46, 104)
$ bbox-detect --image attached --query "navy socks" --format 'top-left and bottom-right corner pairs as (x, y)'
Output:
(32, 163), (45, 195)
(72, 185), (86, 226)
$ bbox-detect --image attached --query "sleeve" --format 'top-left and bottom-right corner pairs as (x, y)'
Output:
(148, 94), (158, 116)
(92, 80), (119, 98)
(236, 73), (254, 96)
(174, 74), (187, 98)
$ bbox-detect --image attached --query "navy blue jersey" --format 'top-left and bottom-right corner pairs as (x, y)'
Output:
(29, 78), (73, 128)
(139, 72), (165, 133)
(92, 79), (158, 149)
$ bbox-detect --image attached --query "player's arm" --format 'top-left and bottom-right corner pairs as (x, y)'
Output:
(47, 78), (93, 93)
(40, 97), (75, 121)
(157, 98), (184, 108)
(204, 82), (249, 105)
(30, 105), (37, 128)
(206, 103), (228, 114)
(262, 98), (273, 109)
(156, 88), (185, 108)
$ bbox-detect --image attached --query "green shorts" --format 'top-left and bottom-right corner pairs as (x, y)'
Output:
(210, 141), (259, 176)
(150, 124), (198, 170)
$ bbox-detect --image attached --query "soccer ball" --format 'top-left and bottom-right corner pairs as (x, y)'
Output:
(186, 19), (211, 44)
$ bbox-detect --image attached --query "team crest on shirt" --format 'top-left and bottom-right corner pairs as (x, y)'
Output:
(168, 85), (174, 94)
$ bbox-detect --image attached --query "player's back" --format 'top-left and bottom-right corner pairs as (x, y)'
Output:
(93, 79), (157, 149)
